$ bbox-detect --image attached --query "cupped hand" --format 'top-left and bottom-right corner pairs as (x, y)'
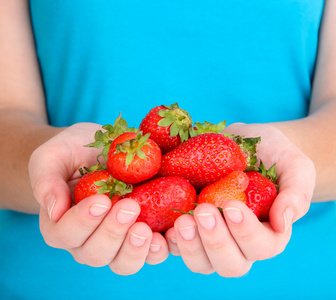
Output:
(165, 123), (316, 277)
(29, 123), (169, 275)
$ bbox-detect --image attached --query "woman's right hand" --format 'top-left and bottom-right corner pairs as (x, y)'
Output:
(29, 123), (169, 274)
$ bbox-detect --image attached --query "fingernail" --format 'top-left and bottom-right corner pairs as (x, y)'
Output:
(45, 194), (56, 220)
(130, 232), (147, 247)
(116, 209), (138, 224)
(224, 207), (243, 224)
(150, 244), (161, 253)
(283, 206), (294, 232)
(196, 212), (216, 230)
(178, 225), (196, 241)
(89, 204), (109, 217)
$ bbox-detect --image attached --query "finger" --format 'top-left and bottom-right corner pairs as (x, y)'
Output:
(29, 124), (103, 222)
(33, 174), (72, 222)
(71, 198), (140, 267)
(40, 194), (112, 249)
(270, 150), (315, 233)
(164, 227), (181, 256)
(108, 222), (153, 275)
(222, 200), (291, 262)
(146, 232), (169, 265)
(174, 214), (214, 275)
(193, 203), (252, 277)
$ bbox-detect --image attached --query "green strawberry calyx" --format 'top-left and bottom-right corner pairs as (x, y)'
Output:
(157, 103), (194, 143)
(191, 120), (233, 137)
(95, 177), (133, 199)
(233, 135), (261, 170)
(258, 160), (278, 183)
(78, 163), (106, 176)
(115, 131), (151, 166)
(85, 113), (138, 161)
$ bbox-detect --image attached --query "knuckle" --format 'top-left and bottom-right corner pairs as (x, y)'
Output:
(101, 224), (127, 243)
(203, 237), (226, 253)
(180, 244), (201, 258)
(75, 217), (98, 233)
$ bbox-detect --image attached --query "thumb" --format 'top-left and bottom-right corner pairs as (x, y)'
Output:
(269, 155), (315, 233)
(29, 144), (73, 223)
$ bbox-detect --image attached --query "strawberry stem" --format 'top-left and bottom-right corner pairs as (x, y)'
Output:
(95, 177), (133, 199)
(157, 103), (194, 143)
(233, 135), (261, 170)
(85, 113), (138, 161)
(116, 132), (151, 166)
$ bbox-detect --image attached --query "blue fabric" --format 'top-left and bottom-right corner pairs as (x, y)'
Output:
(1, 0), (336, 299)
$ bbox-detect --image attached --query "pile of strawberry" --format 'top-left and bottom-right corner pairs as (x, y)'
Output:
(74, 103), (278, 232)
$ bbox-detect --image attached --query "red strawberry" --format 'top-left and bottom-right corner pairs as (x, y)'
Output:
(158, 133), (260, 191)
(106, 131), (162, 184)
(74, 169), (132, 205)
(126, 176), (197, 232)
(197, 171), (249, 207)
(85, 113), (137, 162)
(245, 161), (278, 220)
(139, 103), (194, 154)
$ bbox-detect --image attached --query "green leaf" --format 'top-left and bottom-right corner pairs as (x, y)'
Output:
(92, 141), (106, 149)
(179, 127), (189, 143)
(102, 124), (113, 131)
(97, 186), (109, 194)
(135, 149), (147, 160)
(126, 127), (138, 133)
(157, 110), (167, 118)
(217, 120), (227, 132)
(189, 127), (198, 138)
(171, 208), (194, 215)
(102, 144), (111, 161)
(125, 152), (135, 166)
(78, 168), (86, 176)
(95, 180), (106, 187)
(169, 121), (180, 137)
(233, 135), (261, 168)
(267, 164), (278, 182)
(139, 132), (151, 144)
(114, 181), (133, 196)
(194, 122), (205, 131)
(94, 130), (104, 140)
(158, 117), (175, 127)
(258, 160), (278, 183)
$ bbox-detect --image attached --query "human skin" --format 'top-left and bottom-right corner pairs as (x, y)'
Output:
(165, 0), (336, 276)
(1, 0), (335, 276)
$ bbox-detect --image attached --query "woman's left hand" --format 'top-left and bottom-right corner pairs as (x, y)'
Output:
(165, 123), (315, 277)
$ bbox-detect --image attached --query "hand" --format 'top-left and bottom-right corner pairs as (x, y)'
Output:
(29, 123), (169, 275)
(165, 123), (315, 277)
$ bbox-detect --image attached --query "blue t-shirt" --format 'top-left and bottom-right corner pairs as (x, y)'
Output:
(1, 1), (336, 299)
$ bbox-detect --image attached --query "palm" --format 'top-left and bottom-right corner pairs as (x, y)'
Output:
(224, 123), (315, 231)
